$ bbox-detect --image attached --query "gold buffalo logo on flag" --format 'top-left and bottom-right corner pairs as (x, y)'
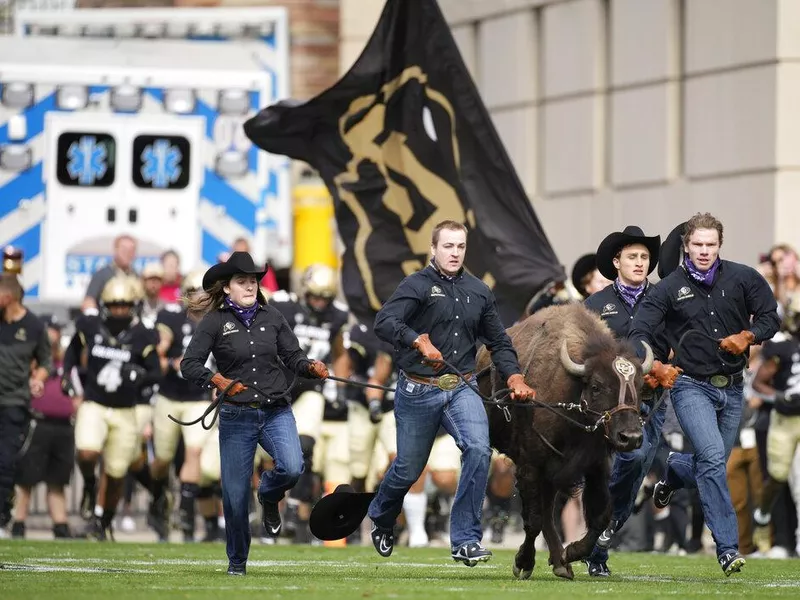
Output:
(245, 0), (564, 326)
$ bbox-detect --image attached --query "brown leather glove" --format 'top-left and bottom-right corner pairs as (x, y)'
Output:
(412, 333), (444, 372)
(719, 330), (755, 356)
(307, 360), (329, 379)
(643, 374), (660, 390)
(211, 373), (247, 396)
(649, 360), (682, 389)
(507, 373), (537, 401)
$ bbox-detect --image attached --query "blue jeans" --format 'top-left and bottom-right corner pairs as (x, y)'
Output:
(664, 375), (743, 557)
(219, 403), (303, 568)
(368, 374), (492, 548)
(588, 392), (667, 564)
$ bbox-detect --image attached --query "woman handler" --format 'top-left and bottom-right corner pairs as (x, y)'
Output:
(181, 252), (328, 575)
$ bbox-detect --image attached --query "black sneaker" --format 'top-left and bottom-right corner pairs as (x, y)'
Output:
(653, 479), (675, 509)
(147, 494), (170, 542)
(10, 521), (25, 539)
(586, 560), (611, 577)
(85, 516), (108, 542)
(596, 519), (619, 549)
(227, 564), (246, 576)
(719, 552), (745, 576)
(258, 494), (282, 538)
(53, 523), (73, 539)
(452, 542), (493, 567)
(370, 522), (394, 558)
(80, 483), (96, 521)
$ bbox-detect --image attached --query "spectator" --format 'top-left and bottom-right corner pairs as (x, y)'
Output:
(82, 234), (137, 312)
(10, 314), (75, 539)
(159, 250), (182, 304)
(218, 238), (279, 293)
(140, 263), (165, 328)
(0, 273), (52, 536)
(726, 399), (762, 556)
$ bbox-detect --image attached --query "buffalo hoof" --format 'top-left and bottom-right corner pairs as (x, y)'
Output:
(552, 563), (574, 580)
(512, 562), (533, 580)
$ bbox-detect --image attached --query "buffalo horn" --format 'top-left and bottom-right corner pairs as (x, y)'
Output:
(560, 340), (586, 376)
(641, 342), (654, 373)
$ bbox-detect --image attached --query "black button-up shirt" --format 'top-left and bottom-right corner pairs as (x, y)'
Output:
(181, 304), (312, 405)
(0, 310), (52, 408)
(374, 264), (521, 381)
(628, 261), (779, 377)
(584, 282), (670, 361)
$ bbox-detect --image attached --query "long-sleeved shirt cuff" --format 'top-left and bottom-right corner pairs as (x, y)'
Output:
(401, 328), (420, 349)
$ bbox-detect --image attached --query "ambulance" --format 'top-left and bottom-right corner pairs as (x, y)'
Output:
(0, 6), (291, 306)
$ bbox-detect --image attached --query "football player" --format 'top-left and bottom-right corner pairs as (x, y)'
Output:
(62, 275), (161, 540)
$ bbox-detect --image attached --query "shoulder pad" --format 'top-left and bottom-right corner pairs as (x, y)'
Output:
(83, 307), (100, 317)
(333, 299), (349, 312)
(771, 332), (791, 343)
(164, 303), (183, 313)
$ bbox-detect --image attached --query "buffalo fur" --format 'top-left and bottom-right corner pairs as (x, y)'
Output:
(476, 303), (646, 580)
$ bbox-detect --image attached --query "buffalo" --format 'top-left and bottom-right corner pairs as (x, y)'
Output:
(477, 302), (653, 580)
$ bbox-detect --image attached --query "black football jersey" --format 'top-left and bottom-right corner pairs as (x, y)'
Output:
(761, 333), (800, 416)
(63, 314), (160, 408)
(269, 292), (349, 415)
(344, 322), (395, 413)
(156, 305), (210, 402)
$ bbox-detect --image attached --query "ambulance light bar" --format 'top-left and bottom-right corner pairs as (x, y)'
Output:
(164, 89), (196, 115)
(1, 83), (34, 109)
(0, 145), (32, 172)
(56, 85), (88, 110)
(110, 84), (142, 112)
(215, 151), (248, 179)
(218, 89), (249, 116)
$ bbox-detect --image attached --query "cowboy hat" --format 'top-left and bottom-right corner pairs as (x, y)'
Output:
(202, 251), (267, 291)
(657, 221), (688, 279)
(309, 485), (375, 541)
(571, 254), (597, 298)
(595, 226), (661, 281)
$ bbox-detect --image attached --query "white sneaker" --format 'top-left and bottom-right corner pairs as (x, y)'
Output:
(408, 529), (429, 548)
(766, 545), (790, 559)
(119, 515), (136, 533)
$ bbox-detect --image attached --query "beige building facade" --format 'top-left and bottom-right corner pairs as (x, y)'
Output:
(340, 0), (800, 273)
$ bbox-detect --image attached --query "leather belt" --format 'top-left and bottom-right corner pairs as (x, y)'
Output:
(404, 371), (473, 391)
(223, 399), (261, 409)
(688, 372), (744, 389)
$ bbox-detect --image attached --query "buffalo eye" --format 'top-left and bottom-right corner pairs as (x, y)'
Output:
(591, 383), (601, 396)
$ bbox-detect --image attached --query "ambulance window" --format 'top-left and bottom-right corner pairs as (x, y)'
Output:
(132, 135), (191, 190)
(56, 132), (116, 187)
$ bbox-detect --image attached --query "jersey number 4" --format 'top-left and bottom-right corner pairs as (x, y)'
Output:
(97, 360), (124, 393)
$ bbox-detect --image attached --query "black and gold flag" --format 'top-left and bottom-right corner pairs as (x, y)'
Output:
(244, 0), (564, 325)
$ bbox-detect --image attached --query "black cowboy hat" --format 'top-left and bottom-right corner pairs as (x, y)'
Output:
(657, 221), (688, 279)
(596, 226), (661, 281)
(571, 254), (597, 298)
(309, 485), (375, 541)
(202, 251), (267, 292)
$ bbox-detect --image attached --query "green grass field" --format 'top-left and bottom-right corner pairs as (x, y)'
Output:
(0, 541), (796, 599)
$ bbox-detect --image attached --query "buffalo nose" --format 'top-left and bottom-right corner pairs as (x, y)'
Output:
(617, 432), (642, 449)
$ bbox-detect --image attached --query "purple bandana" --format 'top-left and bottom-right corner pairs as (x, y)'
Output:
(684, 255), (720, 287)
(614, 279), (646, 308)
(225, 297), (259, 328)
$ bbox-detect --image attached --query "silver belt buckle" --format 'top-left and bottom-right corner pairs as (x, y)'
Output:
(710, 375), (729, 388)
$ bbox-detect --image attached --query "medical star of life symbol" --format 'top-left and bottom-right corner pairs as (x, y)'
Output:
(140, 139), (182, 188)
(66, 136), (108, 185)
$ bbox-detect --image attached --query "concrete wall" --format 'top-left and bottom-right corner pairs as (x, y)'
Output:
(340, 0), (800, 274)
